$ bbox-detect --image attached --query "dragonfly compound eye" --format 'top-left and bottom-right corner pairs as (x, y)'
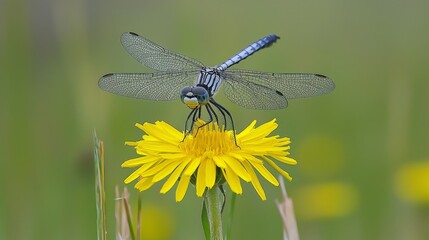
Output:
(180, 86), (192, 97)
(192, 87), (209, 105)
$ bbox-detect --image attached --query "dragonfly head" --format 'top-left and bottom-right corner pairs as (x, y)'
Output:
(180, 86), (209, 109)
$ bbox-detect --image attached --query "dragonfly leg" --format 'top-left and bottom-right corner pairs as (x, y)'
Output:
(193, 105), (214, 136)
(198, 106), (202, 119)
(210, 99), (239, 148)
(207, 103), (219, 124)
(191, 107), (205, 137)
(183, 108), (199, 142)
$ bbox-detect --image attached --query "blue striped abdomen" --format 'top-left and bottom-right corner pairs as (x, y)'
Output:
(216, 34), (280, 71)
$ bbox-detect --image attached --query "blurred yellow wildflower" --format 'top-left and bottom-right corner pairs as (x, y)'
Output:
(294, 182), (358, 220)
(122, 119), (296, 202)
(395, 160), (429, 203)
(140, 204), (174, 240)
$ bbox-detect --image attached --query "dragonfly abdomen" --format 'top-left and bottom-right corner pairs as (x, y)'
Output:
(216, 34), (280, 71)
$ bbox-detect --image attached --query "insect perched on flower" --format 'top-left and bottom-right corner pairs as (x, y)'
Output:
(99, 32), (335, 138)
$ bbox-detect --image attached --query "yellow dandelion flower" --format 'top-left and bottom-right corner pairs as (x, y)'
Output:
(122, 119), (296, 202)
(294, 182), (358, 220)
(395, 161), (429, 203)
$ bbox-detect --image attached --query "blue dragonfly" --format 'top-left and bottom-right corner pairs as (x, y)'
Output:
(99, 32), (335, 138)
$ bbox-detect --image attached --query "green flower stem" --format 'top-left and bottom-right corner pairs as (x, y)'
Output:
(205, 186), (224, 240)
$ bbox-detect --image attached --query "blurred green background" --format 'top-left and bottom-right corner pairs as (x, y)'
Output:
(1, 0), (429, 239)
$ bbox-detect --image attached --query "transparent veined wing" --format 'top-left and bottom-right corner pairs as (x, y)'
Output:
(121, 32), (204, 71)
(98, 71), (200, 101)
(220, 69), (335, 109)
(221, 73), (289, 109)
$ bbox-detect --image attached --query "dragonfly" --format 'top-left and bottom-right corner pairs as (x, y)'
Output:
(99, 32), (335, 139)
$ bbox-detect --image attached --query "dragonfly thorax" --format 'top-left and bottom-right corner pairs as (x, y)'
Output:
(180, 86), (209, 109)
(196, 67), (223, 97)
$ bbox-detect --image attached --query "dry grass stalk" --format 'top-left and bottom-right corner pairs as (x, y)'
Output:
(276, 176), (300, 240)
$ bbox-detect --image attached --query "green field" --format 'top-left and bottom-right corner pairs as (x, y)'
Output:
(1, 0), (429, 239)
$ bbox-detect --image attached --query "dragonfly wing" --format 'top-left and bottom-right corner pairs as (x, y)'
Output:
(121, 32), (204, 71)
(225, 69), (334, 97)
(99, 71), (199, 100)
(220, 72), (288, 109)
(221, 70), (335, 109)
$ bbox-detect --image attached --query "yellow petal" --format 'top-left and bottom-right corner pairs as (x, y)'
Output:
(135, 123), (145, 131)
(121, 156), (158, 167)
(183, 157), (201, 176)
(196, 161), (207, 197)
(141, 122), (182, 144)
(223, 155), (251, 182)
(176, 175), (191, 202)
(228, 152), (245, 161)
(152, 160), (183, 183)
(140, 160), (172, 177)
(243, 161), (266, 200)
(205, 158), (217, 188)
(239, 119), (277, 142)
(160, 153), (188, 159)
(125, 141), (138, 147)
(247, 159), (279, 186)
(212, 155), (227, 168)
(236, 120), (257, 138)
(223, 167), (242, 194)
(124, 161), (158, 183)
(262, 156), (293, 181)
(160, 158), (191, 194)
(135, 177), (155, 191)
(157, 121), (183, 138)
(273, 156), (297, 165)
(139, 142), (181, 153)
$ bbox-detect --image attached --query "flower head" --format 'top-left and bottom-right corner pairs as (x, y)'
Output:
(122, 119), (296, 202)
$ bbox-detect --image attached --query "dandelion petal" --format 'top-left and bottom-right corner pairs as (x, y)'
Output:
(160, 159), (190, 194)
(176, 175), (191, 202)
